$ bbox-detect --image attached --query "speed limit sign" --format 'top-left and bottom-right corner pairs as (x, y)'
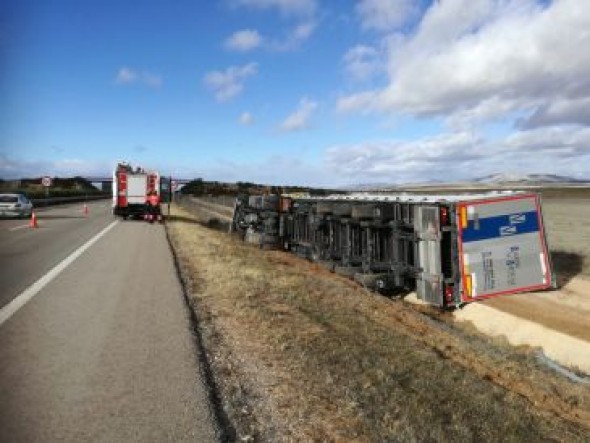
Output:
(41, 176), (52, 187)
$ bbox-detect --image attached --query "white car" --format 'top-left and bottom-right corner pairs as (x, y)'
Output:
(0, 193), (34, 218)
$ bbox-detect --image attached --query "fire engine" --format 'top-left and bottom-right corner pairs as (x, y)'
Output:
(112, 162), (171, 221)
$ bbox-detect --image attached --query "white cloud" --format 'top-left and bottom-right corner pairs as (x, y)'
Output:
(231, 0), (316, 17)
(115, 67), (137, 84)
(142, 72), (162, 88)
(326, 132), (482, 181)
(259, 20), (316, 52)
(224, 22), (315, 54)
(292, 21), (315, 40)
(229, 0), (317, 51)
(520, 97), (590, 128)
(225, 29), (263, 52)
(356, 0), (421, 32)
(280, 98), (318, 132)
(339, 0), (590, 129)
(115, 67), (162, 88)
(0, 154), (112, 179)
(204, 63), (258, 102)
(343, 44), (383, 81)
(325, 126), (590, 184)
(197, 155), (336, 186)
(238, 112), (254, 125)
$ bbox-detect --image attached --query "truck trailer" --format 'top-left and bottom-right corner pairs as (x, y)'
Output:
(230, 192), (556, 308)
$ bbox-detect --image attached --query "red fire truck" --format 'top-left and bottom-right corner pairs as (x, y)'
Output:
(112, 162), (164, 220)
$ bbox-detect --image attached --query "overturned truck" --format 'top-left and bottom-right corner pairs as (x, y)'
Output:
(230, 192), (556, 308)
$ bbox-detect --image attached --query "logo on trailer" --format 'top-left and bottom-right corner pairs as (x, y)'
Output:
(499, 226), (517, 236)
(509, 213), (526, 224)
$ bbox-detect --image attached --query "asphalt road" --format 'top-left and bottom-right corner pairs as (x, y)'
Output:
(0, 201), (115, 310)
(0, 202), (217, 441)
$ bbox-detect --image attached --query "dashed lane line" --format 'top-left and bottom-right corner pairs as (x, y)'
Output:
(9, 225), (29, 231)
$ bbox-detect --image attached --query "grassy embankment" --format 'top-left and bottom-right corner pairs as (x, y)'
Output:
(167, 204), (590, 441)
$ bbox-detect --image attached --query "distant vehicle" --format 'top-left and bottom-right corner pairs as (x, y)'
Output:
(0, 193), (33, 218)
(112, 162), (171, 221)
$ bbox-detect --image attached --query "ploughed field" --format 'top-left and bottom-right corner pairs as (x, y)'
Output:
(167, 197), (590, 441)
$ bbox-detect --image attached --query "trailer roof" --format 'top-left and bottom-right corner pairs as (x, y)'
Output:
(297, 190), (527, 203)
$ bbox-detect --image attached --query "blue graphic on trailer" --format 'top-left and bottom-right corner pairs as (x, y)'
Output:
(462, 211), (539, 243)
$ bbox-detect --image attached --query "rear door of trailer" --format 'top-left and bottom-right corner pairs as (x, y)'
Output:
(457, 194), (554, 303)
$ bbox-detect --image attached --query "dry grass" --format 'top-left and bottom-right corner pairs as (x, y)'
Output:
(167, 204), (590, 441)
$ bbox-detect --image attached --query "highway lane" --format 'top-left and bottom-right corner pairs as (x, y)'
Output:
(0, 200), (115, 310)
(0, 204), (217, 441)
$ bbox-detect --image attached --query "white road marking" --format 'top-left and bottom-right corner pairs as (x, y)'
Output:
(0, 220), (119, 327)
(9, 225), (29, 231)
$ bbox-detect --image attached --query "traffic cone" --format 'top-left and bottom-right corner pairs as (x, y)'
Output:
(83, 203), (89, 217)
(30, 211), (38, 229)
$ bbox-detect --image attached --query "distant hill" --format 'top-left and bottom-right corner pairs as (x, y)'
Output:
(343, 173), (590, 191)
(474, 173), (589, 184)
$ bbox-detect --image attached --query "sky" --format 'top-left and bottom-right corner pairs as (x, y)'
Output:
(1, 0), (589, 186)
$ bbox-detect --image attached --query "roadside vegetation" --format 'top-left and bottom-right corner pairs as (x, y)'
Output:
(179, 178), (344, 197)
(0, 177), (107, 199)
(167, 204), (590, 441)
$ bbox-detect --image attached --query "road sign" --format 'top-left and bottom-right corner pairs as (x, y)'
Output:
(41, 176), (52, 187)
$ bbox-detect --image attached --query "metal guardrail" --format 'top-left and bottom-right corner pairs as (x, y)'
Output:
(31, 195), (110, 207)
